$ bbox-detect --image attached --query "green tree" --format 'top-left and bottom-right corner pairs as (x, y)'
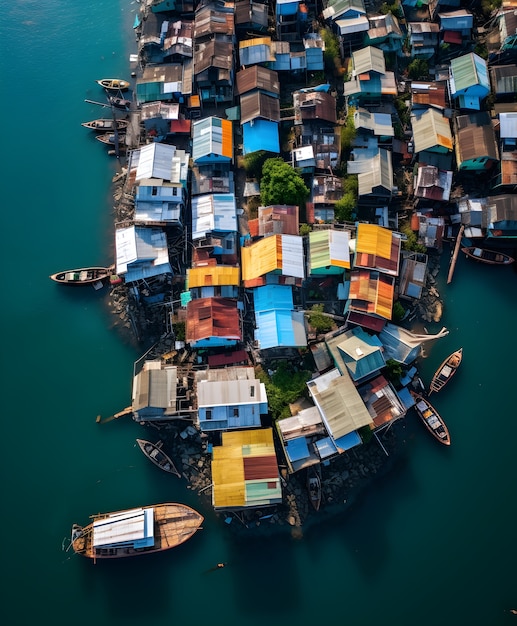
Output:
(384, 358), (404, 386)
(334, 192), (356, 222)
(243, 150), (270, 180)
(299, 223), (312, 236)
(256, 363), (311, 420)
(407, 59), (429, 80)
(308, 304), (334, 334)
(400, 221), (427, 253)
(392, 300), (406, 322)
(260, 158), (310, 208)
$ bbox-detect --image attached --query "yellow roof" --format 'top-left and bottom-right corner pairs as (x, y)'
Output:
(356, 223), (393, 259)
(187, 266), (240, 288)
(211, 428), (280, 509)
(239, 36), (272, 49)
(241, 235), (281, 282)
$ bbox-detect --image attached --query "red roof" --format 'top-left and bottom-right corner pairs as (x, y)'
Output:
(443, 30), (462, 44)
(347, 311), (386, 332)
(170, 119), (191, 133)
(207, 350), (249, 367)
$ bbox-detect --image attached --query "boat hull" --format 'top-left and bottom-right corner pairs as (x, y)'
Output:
(49, 267), (113, 285)
(411, 392), (451, 445)
(96, 78), (130, 91)
(429, 348), (462, 394)
(136, 439), (181, 477)
(71, 503), (203, 561)
(81, 118), (129, 132)
(461, 247), (514, 266)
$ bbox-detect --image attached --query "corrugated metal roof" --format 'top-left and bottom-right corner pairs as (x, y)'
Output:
(411, 108), (453, 153)
(348, 268), (394, 319)
(356, 149), (393, 196)
(309, 229), (351, 272)
(186, 297), (241, 343)
(490, 64), (517, 95)
(135, 143), (176, 181)
(242, 119), (280, 155)
(323, 0), (366, 20)
(254, 204), (299, 237)
(499, 112), (517, 138)
(93, 508), (154, 549)
(255, 309), (307, 349)
(187, 265), (240, 288)
(196, 366), (266, 408)
(241, 234), (305, 282)
(191, 193), (237, 240)
(194, 4), (234, 39)
(236, 65), (280, 96)
(115, 226), (171, 279)
(352, 46), (385, 76)
(307, 368), (373, 441)
(455, 112), (499, 164)
(239, 37), (274, 66)
(411, 81), (447, 110)
(294, 90), (337, 124)
(240, 91), (280, 125)
(194, 39), (233, 75)
(212, 428), (281, 509)
(355, 223), (400, 275)
(335, 326), (385, 381)
(450, 52), (489, 93)
(192, 116), (233, 162)
(354, 108), (394, 136)
(235, 0), (268, 27)
(253, 284), (294, 312)
(133, 362), (178, 412)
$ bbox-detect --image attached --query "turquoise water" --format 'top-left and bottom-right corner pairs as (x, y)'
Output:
(1, 2), (517, 625)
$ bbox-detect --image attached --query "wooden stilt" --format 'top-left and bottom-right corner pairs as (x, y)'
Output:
(447, 224), (465, 284)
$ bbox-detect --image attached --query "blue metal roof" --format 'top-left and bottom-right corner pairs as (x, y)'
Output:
(255, 309), (303, 349)
(334, 430), (362, 451)
(253, 284), (294, 312)
(243, 120), (280, 155)
(285, 436), (310, 462)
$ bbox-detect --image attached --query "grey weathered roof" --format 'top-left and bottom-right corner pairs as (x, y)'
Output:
(240, 92), (280, 125)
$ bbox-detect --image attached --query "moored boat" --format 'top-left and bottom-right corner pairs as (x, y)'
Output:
(461, 246), (514, 266)
(81, 118), (129, 132)
(108, 95), (132, 110)
(70, 503), (204, 562)
(411, 392), (451, 446)
(49, 266), (113, 286)
(96, 132), (126, 146)
(429, 348), (463, 395)
(307, 465), (322, 511)
(136, 439), (181, 477)
(96, 78), (130, 91)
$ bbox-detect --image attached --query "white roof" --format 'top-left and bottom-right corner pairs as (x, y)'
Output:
(500, 112), (517, 139)
(92, 508), (154, 548)
(281, 235), (305, 279)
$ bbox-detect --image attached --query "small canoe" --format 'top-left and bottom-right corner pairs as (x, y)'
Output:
(136, 439), (181, 477)
(108, 96), (132, 110)
(49, 266), (113, 286)
(96, 132), (126, 146)
(307, 465), (322, 511)
(96, 78), (130, 91)
(81, 118), (129, 132)
(411, 392), (450, 446)
(461, 246), (514, 266)
(429, 348), (462, 395)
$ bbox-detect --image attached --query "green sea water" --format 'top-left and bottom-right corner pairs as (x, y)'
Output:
(1, 2), (517, 625)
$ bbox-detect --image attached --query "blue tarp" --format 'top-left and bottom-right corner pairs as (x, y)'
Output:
(334, 431), (362, 451)
(243, 120), (280, 155)
(286, 437), (310, 463)
(253, 284), (293, 312)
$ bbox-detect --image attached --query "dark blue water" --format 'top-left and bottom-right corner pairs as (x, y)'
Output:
(2, 2), (517, 625)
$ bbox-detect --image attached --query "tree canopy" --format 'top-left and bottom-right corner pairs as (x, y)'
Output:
(260, 158), (310, 208)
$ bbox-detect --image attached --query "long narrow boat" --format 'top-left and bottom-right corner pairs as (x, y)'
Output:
(81, 118), (129, 132)
(136, 439), (181, 477)
(96, 132), (126, 146)
(49, 266), (113, 286)
(411, 392), (451, 446)
(108, 95), (132, 110)
(70, 503), (204, 562)
(96, 78), (130, 91)
(429, 348), (463, 395)
(307, 465), (322, 511)
(461, 246), (514, 266)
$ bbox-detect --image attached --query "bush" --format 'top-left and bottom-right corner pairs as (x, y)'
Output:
(260, 158), (309, 208)
(384, 358), (404, 386)
(308, 304), (334, 334)
(334, 192), (356, 222)
(244, 150), (270, 181)
(299, 223), (312, 236)
(256, 362), (311, 420)
(392, 300), (406, 322)
(407, 59), (429, 80)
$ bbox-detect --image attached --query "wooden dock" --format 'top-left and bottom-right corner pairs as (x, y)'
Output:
(447, 224), (465, 284)
(96, 406), (132, 424)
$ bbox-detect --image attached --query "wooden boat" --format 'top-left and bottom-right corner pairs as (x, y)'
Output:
(70, 503), (204, 562)
(429, 348), (462, 395)
(461, 246), (514, 266)
(96, 78), (130, 91)
(81, 118), (129, 132)
(411, 392), (450, 446)
(96, 132), (126, 146)
(49, 266), (113, 286)
(136, 439), (181, 477)
(307, 465), (322, 511)
(108, 95), (132, 110)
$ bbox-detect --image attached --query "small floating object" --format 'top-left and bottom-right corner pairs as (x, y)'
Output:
(108, 96), (132, 110)
(136, 439), (181, 477)
(96, 78), (130, 91)
(429, 348), (463, 395)
(461, 246), (514, 266)
(81, 118), (129, 132)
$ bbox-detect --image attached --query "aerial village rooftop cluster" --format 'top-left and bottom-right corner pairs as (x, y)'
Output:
(89, 0), (517, 526)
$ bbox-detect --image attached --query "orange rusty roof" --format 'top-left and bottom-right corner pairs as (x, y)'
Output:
(348, 269), (394, 320)
(186, 297), (241, 342)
